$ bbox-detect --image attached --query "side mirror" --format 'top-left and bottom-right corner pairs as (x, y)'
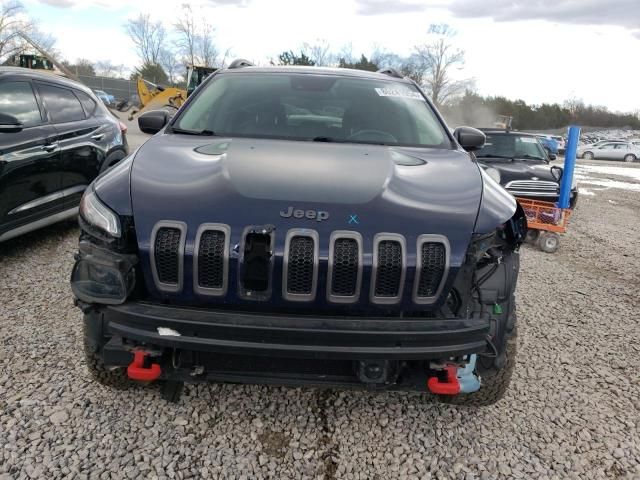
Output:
(0, 113), (23, 133)
(548, 153), (557, 161)
(138, 109), (170, 134)
(453, 126), (485, 152)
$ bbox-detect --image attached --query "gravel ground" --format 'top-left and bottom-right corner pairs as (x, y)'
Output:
(1, 160), (639, 479)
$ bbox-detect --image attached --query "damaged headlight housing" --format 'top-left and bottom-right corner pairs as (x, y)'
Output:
(80, 189), (121, 238)
(71, 241), (136, 305)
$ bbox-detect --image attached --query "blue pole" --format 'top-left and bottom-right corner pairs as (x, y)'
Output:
(558, 125), (580, 209)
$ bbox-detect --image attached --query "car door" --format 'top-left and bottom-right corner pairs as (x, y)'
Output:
(36, 82), (104, 207)
(596, 143), (616, 160)
(0, 79), (62, 235)
(612, 143), (629, 160)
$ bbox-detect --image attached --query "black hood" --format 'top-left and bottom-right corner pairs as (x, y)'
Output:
(480, 158), (561, 183)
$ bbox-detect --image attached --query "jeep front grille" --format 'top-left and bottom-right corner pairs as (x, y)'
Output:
(151, 221), (186, 293)
(283, 230), (319, 301)
(153, 224), (450, 305)
(194, 224), (230, 296)
(371, 234), (406, 304)
(413, 235), (449, 304)
(327, 232), (362, 303)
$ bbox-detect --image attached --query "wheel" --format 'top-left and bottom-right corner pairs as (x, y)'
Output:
(537, 231), (560, 253)
(99, 151), (126, 174)
(440, 319), (518, 407)
(583, 151), (594, 160)
(161, 380), (184, 403)
(624, 154), (636, 163)
(525, 229), (540, 244)
(83, 323), (132, 390)
(439, 253), (519, 406)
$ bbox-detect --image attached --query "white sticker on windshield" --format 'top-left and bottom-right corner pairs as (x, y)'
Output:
(520, 137), (537, 143)
(375, 88), (425, 101)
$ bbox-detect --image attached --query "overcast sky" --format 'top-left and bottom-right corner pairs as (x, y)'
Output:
(23, 0), (640, 113)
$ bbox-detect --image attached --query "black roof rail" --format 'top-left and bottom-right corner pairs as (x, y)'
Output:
(228, 59), (254, 69)
(376, 68), (403, 79)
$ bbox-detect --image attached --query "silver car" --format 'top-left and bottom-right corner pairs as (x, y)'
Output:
(578, 141), (639, 162)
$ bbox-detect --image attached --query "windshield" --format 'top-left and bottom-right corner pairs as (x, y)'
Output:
(174, 72), (449, 148)
(476, 133), (547, 161)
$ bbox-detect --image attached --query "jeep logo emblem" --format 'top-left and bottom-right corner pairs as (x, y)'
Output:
(280, 206), (329, 222)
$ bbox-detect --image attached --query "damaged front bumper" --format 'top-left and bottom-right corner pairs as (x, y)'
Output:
(85, 302), (493, 390)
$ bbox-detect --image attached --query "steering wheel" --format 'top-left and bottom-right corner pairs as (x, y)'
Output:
(347, 129), (398, 143)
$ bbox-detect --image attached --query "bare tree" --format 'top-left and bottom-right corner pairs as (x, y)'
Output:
(95, 60), (126, 78)
(125, 13), (166, 64)
(0, 1), (29, 61)
(159, 47), (182, 84)
(413, 24), (471, 107)
(199, 19), (217, 67)
(174, 4), (196, 65)
(302, 39), (332, 66)
(175, 4), (219, 67)
(63, 58), (96, 76)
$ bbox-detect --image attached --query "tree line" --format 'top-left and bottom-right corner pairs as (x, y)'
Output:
(2, 0), (637, 129)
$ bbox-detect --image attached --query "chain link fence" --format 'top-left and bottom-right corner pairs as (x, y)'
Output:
(76, 75), (137, 103)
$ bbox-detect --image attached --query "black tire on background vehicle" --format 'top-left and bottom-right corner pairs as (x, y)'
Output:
(99, 150), (126, 174)
(624, 154), (636, 163)
(83, 323), (131, 390)
(537, 231), (560, 253)
(583, 151), (594, 160)
(525, 229), (540, 244)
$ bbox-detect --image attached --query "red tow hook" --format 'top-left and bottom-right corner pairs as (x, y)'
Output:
(427, 365), (461, 395)
(127, 351), (162, 382)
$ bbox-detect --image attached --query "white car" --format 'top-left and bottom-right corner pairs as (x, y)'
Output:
(577, 141), (639, 162)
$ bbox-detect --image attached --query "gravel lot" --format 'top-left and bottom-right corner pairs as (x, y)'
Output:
(1, 160), (639, 479)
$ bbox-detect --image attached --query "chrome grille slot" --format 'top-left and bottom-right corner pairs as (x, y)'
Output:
(413, 235), (449, 304)
(370, 233), (406, 304)
(283, 229), (319, 301)
(505, 180), (559, 197)
(327, 231), (362, 303)
(150, 221), (186, 293)
(194, 224), (230, 296)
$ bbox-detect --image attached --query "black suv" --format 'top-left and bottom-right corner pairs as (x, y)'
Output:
(0, 67), (128, 242)
(475, 129), (578, 208)
(71, 62), (526, 405)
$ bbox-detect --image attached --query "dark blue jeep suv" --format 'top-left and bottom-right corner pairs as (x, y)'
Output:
(71, 61), (526, 404)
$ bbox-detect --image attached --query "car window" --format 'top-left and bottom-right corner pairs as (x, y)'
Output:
(76, 91), (97, 117)
(476, 134), (547, 160)
(0, 81), (42, 127)
(38, 83), (86, 123)
(614, 144), (628, 150)
(175, 73), (449, 148)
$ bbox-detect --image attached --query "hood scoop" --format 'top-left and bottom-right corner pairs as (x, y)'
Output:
(224, 139), (393, 204)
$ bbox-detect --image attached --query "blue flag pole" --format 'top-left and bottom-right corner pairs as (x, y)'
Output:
(558, 125), (580, 209)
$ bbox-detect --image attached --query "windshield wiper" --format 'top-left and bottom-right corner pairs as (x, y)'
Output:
(518, 154), (547, 161)
(169, 127), (216, 136)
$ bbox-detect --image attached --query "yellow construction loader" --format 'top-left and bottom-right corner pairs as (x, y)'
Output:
(127, 66), (216, 120)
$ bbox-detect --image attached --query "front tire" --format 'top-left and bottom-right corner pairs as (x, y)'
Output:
(440, 320), (518, 407)
(583, 151), (594, 160)
(83, 323), (131, 390)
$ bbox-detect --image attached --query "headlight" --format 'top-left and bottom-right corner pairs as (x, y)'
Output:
(71, 241), (136, 305)
(80, 189), (121, 238)
(484, 167), (501, 183)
